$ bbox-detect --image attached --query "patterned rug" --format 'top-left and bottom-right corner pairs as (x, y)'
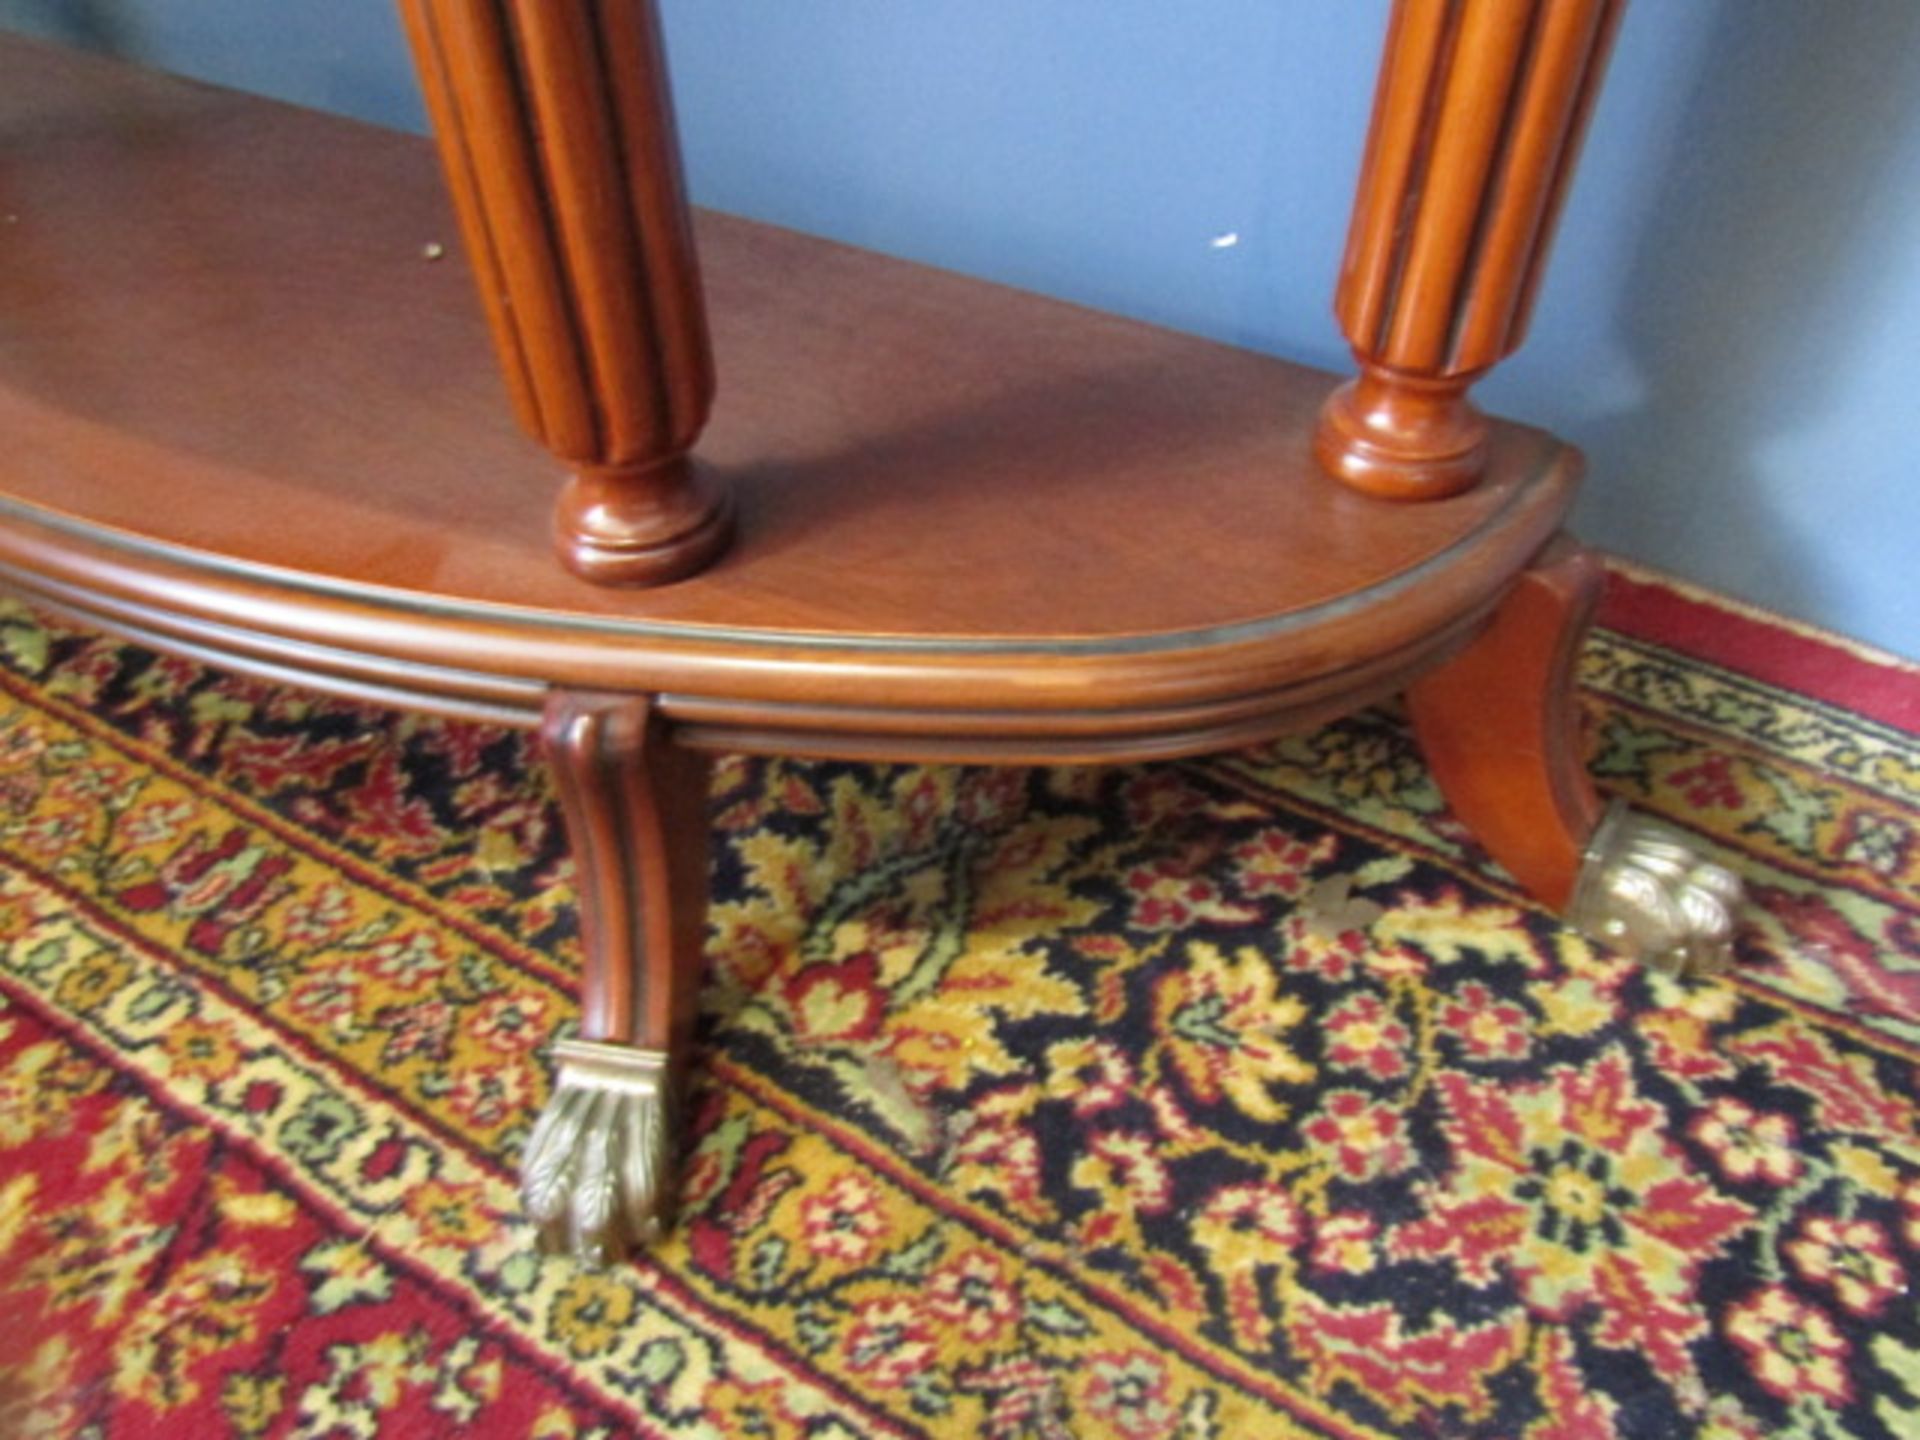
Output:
(1, 562), (1917, 1440)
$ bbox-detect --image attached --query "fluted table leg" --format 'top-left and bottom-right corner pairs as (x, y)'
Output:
(1317, 0), (1625, 498)
(399, 0), (732, 584)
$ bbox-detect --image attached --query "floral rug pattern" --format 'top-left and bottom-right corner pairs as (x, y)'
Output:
(0, 571), (1917, 1439)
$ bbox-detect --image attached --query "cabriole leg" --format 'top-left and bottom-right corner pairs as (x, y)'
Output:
(523, 691), (711, 1262)
(1407, 537), (1743, 974)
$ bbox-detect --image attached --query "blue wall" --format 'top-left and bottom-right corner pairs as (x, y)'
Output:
(5, 0), (1916, 657)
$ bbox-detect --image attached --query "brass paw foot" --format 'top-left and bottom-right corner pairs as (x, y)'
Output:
(1568, 802), (1744, 977)
(520, 1039), (676, 1264)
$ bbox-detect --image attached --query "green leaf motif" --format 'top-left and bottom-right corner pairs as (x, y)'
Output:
(0, 621), (49, 676)
(749, 1235), (789, 1290)
(1026, 1297), (1092, 1337)
(17, 935), (68, 976)
(126, 977), (190, 1024)
(634, 1337), (686, 1387)
(299, 1238), (394, 1314)
(794, 1304), (837, 1355)
(880, 1227), (946, 1280)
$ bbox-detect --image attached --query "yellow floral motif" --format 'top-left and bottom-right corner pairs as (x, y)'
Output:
(221, 1373), (287, 1438)
(550, 1271), (636, 1359)
(1152, 942), (1312, 1122)
(51, 945), (135, 1014)
(114, 1251), (276, 1409)
(403, 1176), (496, 1248)
(213, 1177), (298, 1230)
(162, 1016), (247, 1082)
(0, 1037), (107, 1146)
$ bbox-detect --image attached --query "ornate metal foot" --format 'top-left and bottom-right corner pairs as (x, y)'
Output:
(521, 1039), (676, 1264)
(1568, 802), (1744, 977)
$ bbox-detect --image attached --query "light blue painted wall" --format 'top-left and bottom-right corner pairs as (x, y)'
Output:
(5, 0), (1917, 656)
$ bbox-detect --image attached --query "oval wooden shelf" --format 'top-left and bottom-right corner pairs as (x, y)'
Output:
(0, 36), (1577, 763)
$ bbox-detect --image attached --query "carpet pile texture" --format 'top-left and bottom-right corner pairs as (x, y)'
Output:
(1, 563), (1917, 1439)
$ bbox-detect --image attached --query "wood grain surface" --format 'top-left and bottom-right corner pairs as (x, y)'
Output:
(0, 34), (1580, 757)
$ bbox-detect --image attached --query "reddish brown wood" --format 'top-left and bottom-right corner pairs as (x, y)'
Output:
(397, 0), (731, 584)
(0, 35), (1582, 752)
(541, 692), (710, 1053)
(1407, 534), (1605, 908)
(1318, 0), (1624, 499)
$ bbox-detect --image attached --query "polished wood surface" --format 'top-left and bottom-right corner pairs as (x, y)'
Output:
(1407, 534), (1606, 908)
(0, 34), (1578, 755)
(1317, 0), (1624, 498)
(397, 0), (731, 584)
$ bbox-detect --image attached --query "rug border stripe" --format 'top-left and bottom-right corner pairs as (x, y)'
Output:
(0, 661), (577, 992)
(1599, 563), (1920, 734)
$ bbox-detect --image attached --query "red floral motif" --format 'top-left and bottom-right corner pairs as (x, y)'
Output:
(372, 998), (454, 1067)
(1231, 829), (1336, 900)
(1122, 859), (1256, 930)
(364, 931), (449, 993)
(959, 1354), (1064, 1439)
(1689, 1097), (1802, 1186)
(337, 752), (444, 859)
(924, 1250), (1019, 1344)
(281, 883), (354, 947)
(779, 950), (887, 1046)
(225, 731), (373, 794)
(1323, 993), (1412, 1080)
(1668, 753), (1743, 809)
(1724, 1286), (1852, 1406)
(1287, 1297), (1527, 1426)
(1076, 1351), (1175, 1440)
(947, 1106), (1046, 1218)
(1395, 1053), (1751, 1389)
(798, 1173), (885, 1264)
(842, 1297), (935, 1389)
(467, 993), (549, 1055)
(1729, 1024), (1916, 1140)
(112, 827), (295, 957)
(1072, 1131), (1173, 1216)
(1281, 920), (1369, 983)
(1042, 1037), (1134, 1116)
(1311, 1211), (1378, 1276)
(285, 973), (361, 1036)
(1437, 982), (1532, 1061)
(444, 1063), (526, 1130)
(1302, 1090), (1413, 1182)
(1785, 1215), (1905, 1317)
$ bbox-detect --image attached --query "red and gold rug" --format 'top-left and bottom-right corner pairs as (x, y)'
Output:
(1, 561), (1917, 1439)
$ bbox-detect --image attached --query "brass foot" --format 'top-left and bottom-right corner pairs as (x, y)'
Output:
(520, 1039), (676, 1264)
(1568, 802), (1744, 977)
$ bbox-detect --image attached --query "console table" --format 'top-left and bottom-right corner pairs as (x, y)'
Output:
(0, 1), (1738, 1264)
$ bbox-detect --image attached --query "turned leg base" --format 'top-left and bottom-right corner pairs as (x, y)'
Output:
(556, 459), (735, 588)
(521, 1039), (677, 1264)
(1314, 365), (1489, 501)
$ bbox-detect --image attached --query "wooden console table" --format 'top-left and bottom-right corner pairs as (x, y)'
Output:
(0, 2), (1738, 1263)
